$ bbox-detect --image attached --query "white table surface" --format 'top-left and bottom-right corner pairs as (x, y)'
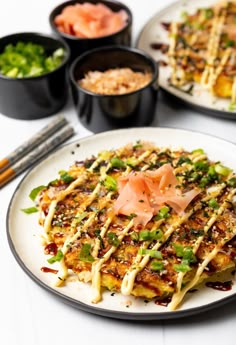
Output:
(0, 1), (235, 344)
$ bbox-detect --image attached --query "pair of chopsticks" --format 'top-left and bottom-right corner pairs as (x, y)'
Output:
(0, 115), (75, 188)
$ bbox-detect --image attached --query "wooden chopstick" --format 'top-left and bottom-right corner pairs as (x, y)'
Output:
(0, 115), (68, 173)
(0, 123), (75, 188)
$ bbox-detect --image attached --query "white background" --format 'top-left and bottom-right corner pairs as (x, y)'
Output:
(0, 1), (235, 344)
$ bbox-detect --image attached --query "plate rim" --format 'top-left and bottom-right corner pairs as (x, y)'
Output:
(135, 0), (236, 119)
(6, 126), (236, 320)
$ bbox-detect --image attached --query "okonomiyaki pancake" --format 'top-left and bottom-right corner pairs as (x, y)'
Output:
(35, 141), (236, 310)
(161, 0), (236, 103)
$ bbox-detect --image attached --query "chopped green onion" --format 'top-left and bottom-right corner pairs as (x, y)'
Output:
(79, 244), (94, 262)
(214, 164), (232, 177)
(138, 228), (163, 241)
(103, 175), (117, 191)
(193, 161), (209, 172)
(139, 230), (152, 241)
(127, 213), (137, 220)
(199, 176), (211, 187)
(155, 206), (170, 220)
(130, 232), (139, 241)
(126, 157), (138, 167)
(228, 177), (236, 188)
(138, 248), (163, 259)
(53, 47), (64, 58)
(59, 170), (75, 183)
(138, 248), (147, 255)
(110, 157), (125, 169)
(107, 232), (120, 247)
(152, 229), (164, 240)
(176, 156), (192, 166)
(48, 179), (59, 186)
(74, 212), (88, 223)
(174, 263), (191, 272)
(202, 8), (214, 19)
(199, 165), (220, 185)
(191, 148), (204, 155)
(6, 67), (19, 77)
(173, 244), (196, 263)
(29, 185), (45, 201)
(21, 206), (38, 214)
(182, 248), (197, 264)
(208, 165), (217, 177)
(208, 198), (219, 209)
(0, 42), (65, 78)
(150, 261), (164, 271)
(190, 172), (201, 182)
(47, 249), (63, 264)
(133, 140), (142, 149)
(173, 243), (185, 257)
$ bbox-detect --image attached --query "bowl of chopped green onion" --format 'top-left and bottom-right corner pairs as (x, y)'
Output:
(0, 32), (70, 119)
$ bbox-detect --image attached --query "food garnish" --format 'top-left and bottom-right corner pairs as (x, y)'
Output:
(54, 2), (128, 38)
(78, 68), (152, 95)
(153, 1), (236, 105)
(21, 206), (38, 214)
(26, 141), (236, 310)
(0, 42), (65, 78)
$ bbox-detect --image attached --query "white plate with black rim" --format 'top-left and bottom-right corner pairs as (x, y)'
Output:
(136, 0), (236, 119)
(7, 127), (236, 320)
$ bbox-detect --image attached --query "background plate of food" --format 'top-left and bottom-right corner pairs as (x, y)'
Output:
(7, 127), (236, 320)
(136, 0), (236, 119)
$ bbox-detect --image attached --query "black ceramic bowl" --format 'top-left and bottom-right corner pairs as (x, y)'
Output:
(0, 32), (70, 120)
(49, 0), (132, 62)
(69, 45), (159, 133)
